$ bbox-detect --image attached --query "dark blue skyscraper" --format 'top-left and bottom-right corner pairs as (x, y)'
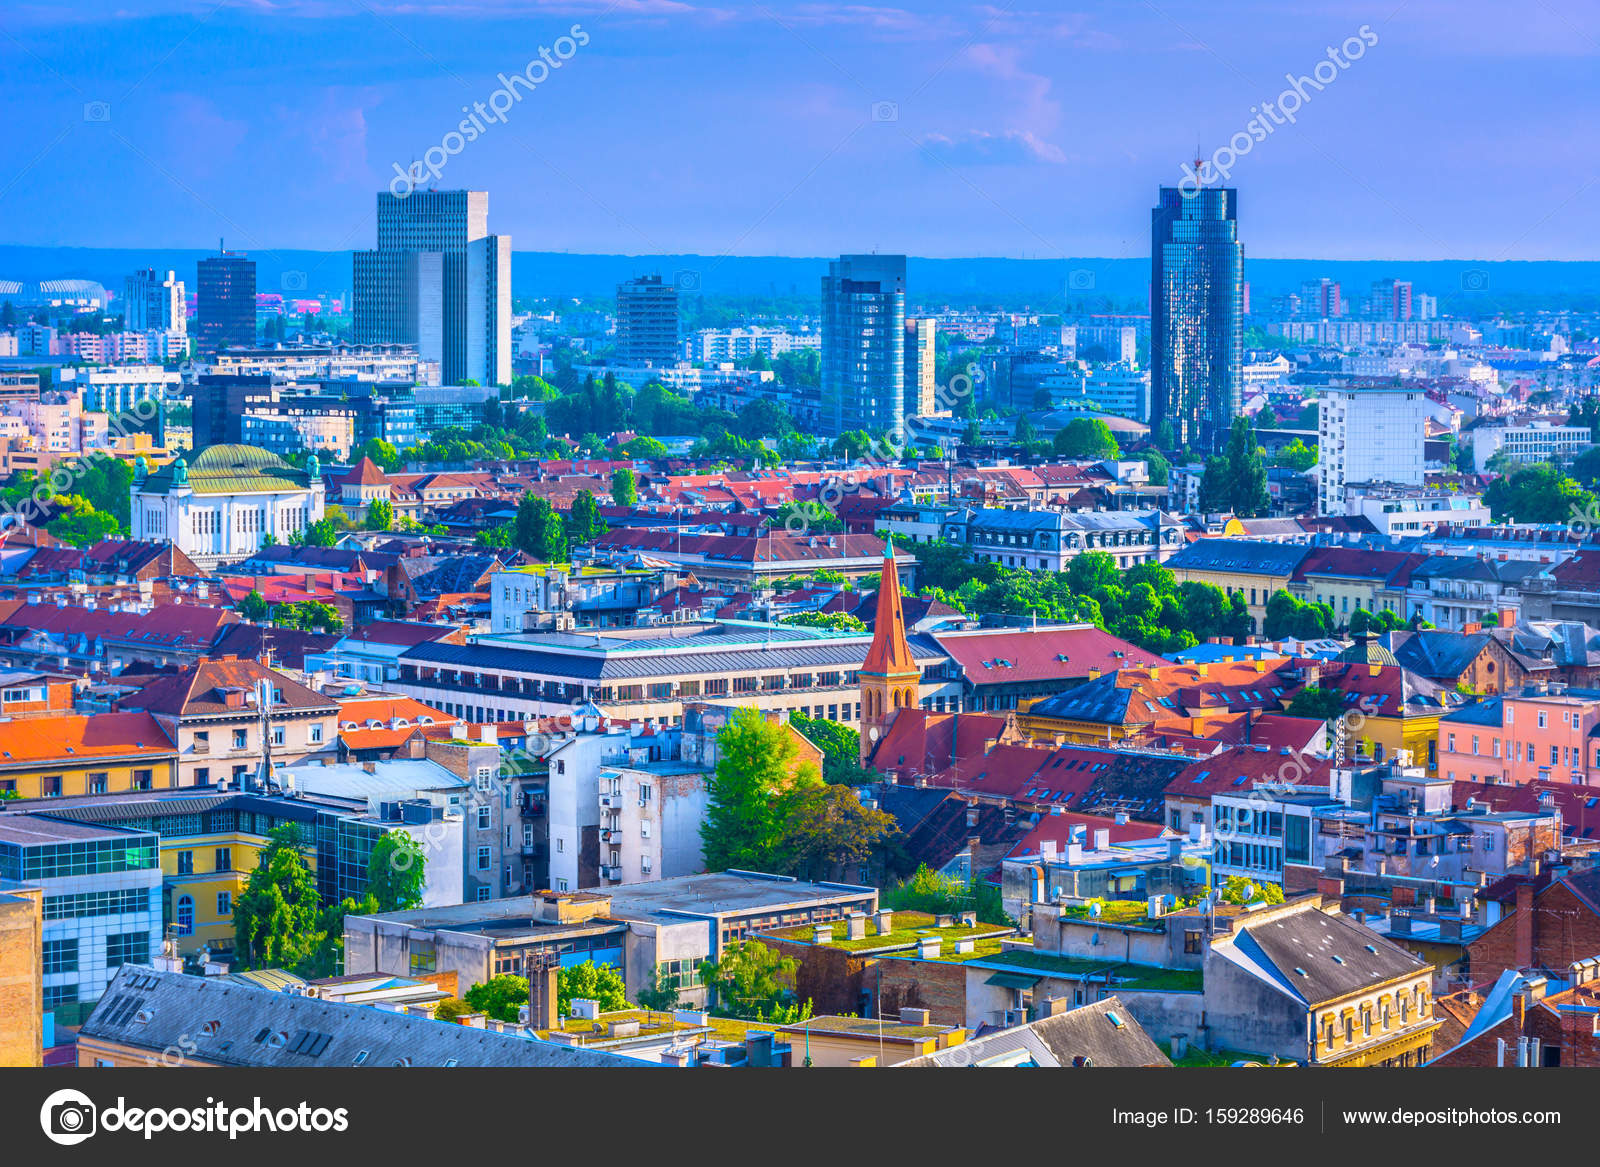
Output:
(820, 254), (906, 439)
(1150, 187), (1243, 453)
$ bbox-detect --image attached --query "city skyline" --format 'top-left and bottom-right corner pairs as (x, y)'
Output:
(1, 1), (1595, 260)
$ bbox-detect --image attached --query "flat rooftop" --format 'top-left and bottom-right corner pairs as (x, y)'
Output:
(0, 813), (152, 846)
(593, 871), (876, 919)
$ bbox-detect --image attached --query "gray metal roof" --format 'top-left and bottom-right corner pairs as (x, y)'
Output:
(80, 965), (643, 1067)
(897, 995), (1171, 1067)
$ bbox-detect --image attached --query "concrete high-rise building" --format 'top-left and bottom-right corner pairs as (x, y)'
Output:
(615, 275), (680, 364)
(195, 249), (256, 356)
(821, 254), (906, 438)
(1368, 278), (1413, 322)
(1317, 386), (1429, 515)
(904, 317), (936, 418)
(1297, 278), (1341, 319)
(1150, 187), (1243, 453)
(124, 268), (187, 346)
(354, 190), (511, 386)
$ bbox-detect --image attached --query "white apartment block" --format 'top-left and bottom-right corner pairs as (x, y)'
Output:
(595, 763), (709, 888)
(687, 326), (820, 363)
(1318, 387), (1429, 515)
(58, 364), (182, 417)
(1344, 486), (1492, 536)
(1471, 420), (1592, 473)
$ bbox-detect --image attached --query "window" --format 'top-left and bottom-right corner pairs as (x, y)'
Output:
(409, 946), (436, 975)
(1184, 930), (1202, 954)
(106, 932), (149, 967)
(214, 847), (231, 872)
(233, 729), (249, 750)
(1538, 710), (1548, 728)
(216, 891), (232, 916)
(177, 850), (194, 875)
(43, 938), (78, 975)
(271, 726), (286, 748)
(40, 775), (62, 797)
(89, 772), (109, 794)
(477, 806), (491, 831)
(309, 724), (324, 744)
(176, 895), (194, 934)
(133, 769), (153, 791)
(477, 846), (491, 871)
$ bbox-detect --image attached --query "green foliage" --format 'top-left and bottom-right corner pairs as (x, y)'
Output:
(558, 960), (628, 1015)
(1286, 686), (1345, 722)
(881, 864), (1013, 926)
(1218, 876), (1284, 906)
(1052, 417), (1121, 459)
(432, 997), (474, 1023)
(610, 467), (637, 508)
(778, 611), (864, 632)
(232, 825), (325, 972)
(698, 940), (808, 1022)
(619, 435), (668, 458)
(476, 523), (514, 549)
(1348, 608), (1408, 636)
(362, 438), (401, 471)
(75, 456), (134, 533)
(44, 494), (120, 546)
(1199, 416), (1271, 517)
(1263, 589), (1334, 640)
(465, 975), (529, 1022)
(239, 589), (269, 622)
(364, 498), (393, 531)
(270, 600), (344, 633)
(366, 832), (426, 911)
(1271, 438), (1318, 471)
(635, 965), (682, 1014)
(514, 494), (568, 561)
(566, 489), (608, 545)
(769, 499), (843, 533)
(1484, 461), (1595, 523)
(701, 708), (823, 872)
(777, 784), (898, 878)
(303, 518), (340, 547)
(789, 711), (873, 785)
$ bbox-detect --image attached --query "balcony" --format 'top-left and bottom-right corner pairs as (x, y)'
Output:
(600, 865), (623, 881)
(600, 828), (621, 844)
(599, 793), (621, 810)
(518, 800), (545, 820)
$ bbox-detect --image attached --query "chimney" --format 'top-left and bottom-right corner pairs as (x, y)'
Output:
(915, 936), (941, 960)
(529, 963), (558, 1032)
(1391, 909), (1412, 935)
(812, 922), (835, 945)
(846, 913), (868, 941)
(1515, 882), (1535, 969)
(1034, 996), (1070, 1019)
(873, 908), (894, 935)
(1092, 828), (1110, 851)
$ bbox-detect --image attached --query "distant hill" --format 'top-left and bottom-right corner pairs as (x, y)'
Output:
(4, 245), (1598, 308)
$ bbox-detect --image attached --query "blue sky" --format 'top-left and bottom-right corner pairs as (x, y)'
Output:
(1, 0), (1595, 259)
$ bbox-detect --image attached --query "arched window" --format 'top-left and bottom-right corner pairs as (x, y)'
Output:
(176, 895), (194, 935)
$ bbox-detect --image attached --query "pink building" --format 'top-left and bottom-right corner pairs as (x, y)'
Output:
(1438, 685), (1600, 787)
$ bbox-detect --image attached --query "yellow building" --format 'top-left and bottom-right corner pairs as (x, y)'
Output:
(1163, 540), (1310, 630)
(0, 711), (177, 800)
(1314, 650), (1459, 777)
(0, 886), (43, 1067)
(777, 1013), (966, 1067)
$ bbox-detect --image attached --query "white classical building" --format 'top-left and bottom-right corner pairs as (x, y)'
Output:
(129, 443), (325, 569)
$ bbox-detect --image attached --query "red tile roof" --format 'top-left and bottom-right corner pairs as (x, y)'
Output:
(933, 625), (1165, 686)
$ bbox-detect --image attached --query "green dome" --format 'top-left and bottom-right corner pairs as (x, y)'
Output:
(140, 443), (309, 496)
(188, 444), (293, 474)
(1337, 636), (1399, 666)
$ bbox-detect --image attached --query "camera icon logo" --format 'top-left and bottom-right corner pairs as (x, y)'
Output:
(1068, 269), (1096, 291)
(1460, 269), (1489, 292)
(40, 1088), (97, 1146)
(871, 100), (899, 122)
(281, 270), (308, 292)
(83, 102), (112, 123)
(673, 269), (701, 292)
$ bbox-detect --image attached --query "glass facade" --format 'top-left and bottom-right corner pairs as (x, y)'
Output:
(1150, 187), (1243, 453)
(0, 834), (158, 881)
(821, 255), (906, 438)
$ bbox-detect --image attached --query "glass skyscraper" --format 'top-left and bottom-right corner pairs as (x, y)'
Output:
(1150, 187), (1243, 453)
(820, 254), (906, 439)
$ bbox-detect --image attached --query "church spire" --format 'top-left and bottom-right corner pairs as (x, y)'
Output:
(859, 552), (920, 765)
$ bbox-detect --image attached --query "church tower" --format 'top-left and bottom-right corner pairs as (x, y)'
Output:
(859, 553), (920, 764)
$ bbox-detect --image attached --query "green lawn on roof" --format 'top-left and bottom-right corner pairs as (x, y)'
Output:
(766, 910), (1013, 954)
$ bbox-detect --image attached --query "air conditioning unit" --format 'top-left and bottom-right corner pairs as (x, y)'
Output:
(1002, 1010), (1024, 1028)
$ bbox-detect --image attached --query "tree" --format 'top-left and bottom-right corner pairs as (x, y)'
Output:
(777, 783), (898, 878)
(1271, 438), (1318, 471)
(697, 940), (807, 1022)
(464, 975), (529, 1022)
(362, 438), (401, 471)
(1286, 686), (1345, 722)
(789, 712), (871, 785)
(1219, 875), (1283, 906)
(514, 494), (568, 562)
(769, 500), (843, 534)
(364, 498), (394, 531)
(1485, 462), (1594, 524)
(610, 467), (637, 507)
(366, 832), (426, 912)
(635, 964), (682, 1015)
(557, 960), (627, 1015)
(566, 489), (608, 545)
(1052, 417), (1121, 459)
(701, 707), (822, 872)
(45, 495), (120, 546)
(239, 589), (269, 622)
(304, 518), (339, 547)
(232, 825), (325, 971)
(1263, 589), (1333, 640)
(619, 435), (668, 459)
(433, 997), (474, 1023)
(778, 611), (864, 632)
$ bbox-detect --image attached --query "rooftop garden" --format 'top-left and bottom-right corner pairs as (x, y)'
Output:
(974, 948), (1204, 993)
(1059, 899), (1152, 925)
(766, 910), (1014, 955)
(534, 1009), (776, 1044)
